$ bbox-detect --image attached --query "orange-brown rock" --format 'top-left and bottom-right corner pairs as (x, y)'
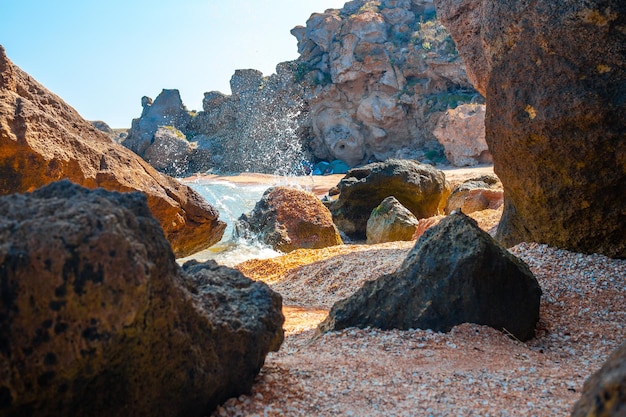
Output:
(0, 45), (225, 257)
(235, 186), (343, 253)
(445, 175), (503, 214)
(435, 0), (626, 258)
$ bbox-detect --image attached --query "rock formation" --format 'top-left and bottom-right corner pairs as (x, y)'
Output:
(366, 196), (419, 244)
(0, 45), (225, 257)
(434, 0), (626, 258)
(0, 180), (283, 417)
(235, 186), (343, 252)
(124, 0), (483, 175)
(433, 103), (490, 166)
(572, 341), (626, 417)
(329, 159), (449, 239)
(319, 212), (542, 341)
(444, 174), (502, 214)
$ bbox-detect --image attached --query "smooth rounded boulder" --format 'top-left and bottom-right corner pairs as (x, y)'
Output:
(0, 180), (283, 417)
(235, 186), (343, 253)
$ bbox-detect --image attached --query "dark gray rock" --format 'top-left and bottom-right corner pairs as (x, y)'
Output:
(123, 89), (191, 156)
(319, 212), (541, 341)
(329, 159), (449, 239)
(0, 180), (283, 417)
(571, 340), (626, 417)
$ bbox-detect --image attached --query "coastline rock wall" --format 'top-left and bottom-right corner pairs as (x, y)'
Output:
(124, 0), (482, 174)
(434, 0), (626, 258)
(0, 45), (225, 257)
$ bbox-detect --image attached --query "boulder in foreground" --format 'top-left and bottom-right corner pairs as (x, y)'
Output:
(319, 212), (541, 341)
(0, 180), (283, 417)
(0, 45), (225, 257)
(236, 186), (343, 253)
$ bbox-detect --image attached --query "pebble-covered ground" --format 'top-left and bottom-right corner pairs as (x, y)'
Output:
(215, 242), (625, 416)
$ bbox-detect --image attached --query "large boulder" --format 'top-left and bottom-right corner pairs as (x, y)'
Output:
(366, 196), (419, 244)
(0, 46), (225, 257)
(235, 186), (343, 253)
(572, 341), (626, 417)
(319, 212), (542, 341)
(433, 103), (491, 166)
(434, 0), (626, 258)
(329, 159), (449, 239)
(0, 180), (284, 417)
(143, 126), (194, 177)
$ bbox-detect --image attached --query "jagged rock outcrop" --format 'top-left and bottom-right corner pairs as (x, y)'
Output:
(319, 212), (542, 341)
(293, 0), (481, 167)
(0, 46), (225, 257)
(444, 174), (502, 214)
(434, 0), (626, 258)
(329, 159), (449, 239)
(366, 196), (419, 244)
(235, 186), (343, 252)
(125, 1), (482, 175)
(0, 180), (283, 417)
(433, 103), (490, 166)
(572, 341), (626, 417)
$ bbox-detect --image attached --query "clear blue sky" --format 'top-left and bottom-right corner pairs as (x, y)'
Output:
(0, 0), (346, 128)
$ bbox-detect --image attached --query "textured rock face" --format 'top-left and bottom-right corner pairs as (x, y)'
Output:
(572, 341), (626, 417)
(319, 212), (542, 341)
(295, 0), (481, 167)
(0, 46), (225, 257)
(366, 196), (419, 244)
(143, 126), (194, 177)
(434, 0), (626, 258)
(433, 103), (491, 166)
(444, 174), (502, 214)
(123, 89), (192, 156)
(235, 186), (343, 252)
(329, 159), (449, 239)
(0, 180), (283, 417)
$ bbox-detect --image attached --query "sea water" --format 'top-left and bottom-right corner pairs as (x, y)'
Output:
(175, 179), (280, 266)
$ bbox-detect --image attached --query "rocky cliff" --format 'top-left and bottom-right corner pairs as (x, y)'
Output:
(0, 45), (226, 257)
(124, 0), (482, 175)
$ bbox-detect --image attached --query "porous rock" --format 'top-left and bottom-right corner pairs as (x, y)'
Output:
(329, 159), (449, 239)
(319, 212), (542, 341)
(0, 180), (283, 417)
(366, 196), (419, 244)
(143, 126), (194, 177)
(235, 186), (343, 253)
(434, 0), (626, 258)
(571, 341), (626, 417)
(0, 46), (225, 257)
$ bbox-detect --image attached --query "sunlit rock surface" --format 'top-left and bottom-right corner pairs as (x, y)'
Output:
(435, 0), (626, 258)
(0, 46), (225, 257)
(235, 186), (343, 252)
(0, 180), (283, 417)
(125, 0), (482, 175)
(329, 159), (449, 239)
